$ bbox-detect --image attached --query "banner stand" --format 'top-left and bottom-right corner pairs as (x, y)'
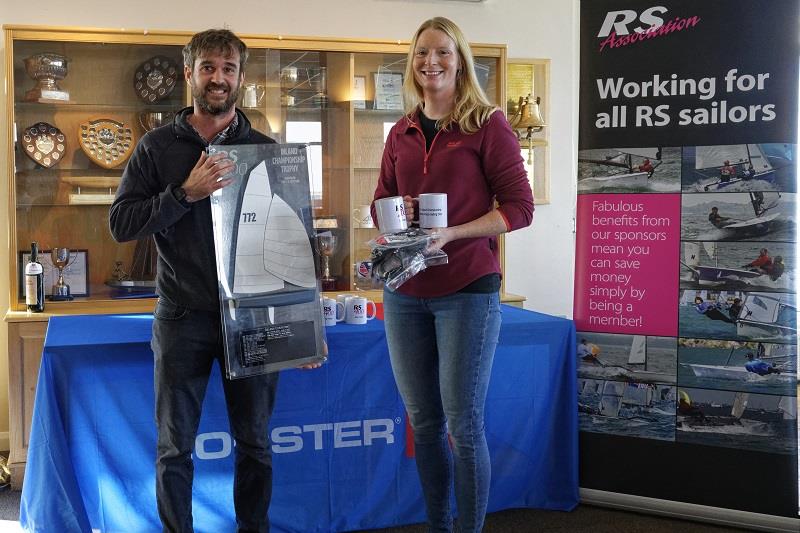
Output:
(581, 489), (800, 532)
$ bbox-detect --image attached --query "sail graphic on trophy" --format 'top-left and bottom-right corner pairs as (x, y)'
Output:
(215, 160), (316, 312)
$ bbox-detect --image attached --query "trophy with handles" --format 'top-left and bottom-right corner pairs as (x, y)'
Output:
(24, 53), (70, 102)
(50, 247), (75, 301)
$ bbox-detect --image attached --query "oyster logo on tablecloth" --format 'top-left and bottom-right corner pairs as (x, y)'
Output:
(79, 118), (134, 169)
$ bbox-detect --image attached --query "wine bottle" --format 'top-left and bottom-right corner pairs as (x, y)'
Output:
(25, 242), (44, 313)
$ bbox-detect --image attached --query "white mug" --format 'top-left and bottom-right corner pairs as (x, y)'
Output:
(413, 193), (447, 229)
(374, 196), (408, 232)
(345, 296), (377, 325)
(336, 294), (352, 307)
(281, 66), (298, 84)
(241, 83), (265, 108)
(352, 205), (374, 228)
(322, 297), (345, 326)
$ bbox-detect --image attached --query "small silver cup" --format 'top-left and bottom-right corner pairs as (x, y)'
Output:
(50, 247), (75, 300)
(139, 111), (175, 132)
(316, 233), (338, 282)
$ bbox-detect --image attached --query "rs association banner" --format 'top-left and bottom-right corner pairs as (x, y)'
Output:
(575, 0), (798, 518)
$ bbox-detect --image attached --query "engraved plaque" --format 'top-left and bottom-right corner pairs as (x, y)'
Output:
(21, 122), (66, 168)
(134, 55), (178, 103)
(79, 119), (135, 169)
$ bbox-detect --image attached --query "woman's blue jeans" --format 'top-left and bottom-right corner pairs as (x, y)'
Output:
(383, 289), (501, 533)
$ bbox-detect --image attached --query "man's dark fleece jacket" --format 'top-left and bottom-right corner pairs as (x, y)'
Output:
(109, 107), (274, 311)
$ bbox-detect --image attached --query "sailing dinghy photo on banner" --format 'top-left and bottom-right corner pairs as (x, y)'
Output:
(575, 0), (798, 521)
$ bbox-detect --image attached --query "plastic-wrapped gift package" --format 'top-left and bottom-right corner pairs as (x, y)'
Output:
(368, 228), (448, 291)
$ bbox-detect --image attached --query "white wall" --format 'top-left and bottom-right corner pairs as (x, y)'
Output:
(0, 0), (579, 442)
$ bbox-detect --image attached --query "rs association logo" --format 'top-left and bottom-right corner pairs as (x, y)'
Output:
(597, 6), (701, 52)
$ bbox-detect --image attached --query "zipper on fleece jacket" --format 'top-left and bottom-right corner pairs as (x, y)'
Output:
(408, 121), (444, 175)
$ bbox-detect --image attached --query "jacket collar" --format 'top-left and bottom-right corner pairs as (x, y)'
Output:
(397, 108), (459, 136)
(396, 109), (422, 135)
(172, 106), (253, 144)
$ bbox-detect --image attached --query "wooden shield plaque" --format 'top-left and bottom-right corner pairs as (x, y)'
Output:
(79, 119), (134, 169)
(21, 122), (66, 168)
(134, 55), (178, 103)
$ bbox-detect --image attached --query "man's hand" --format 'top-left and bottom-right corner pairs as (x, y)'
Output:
(297, 358), (326, 370)
(181, 151), (236, 202)
(297, 341), (328, 370)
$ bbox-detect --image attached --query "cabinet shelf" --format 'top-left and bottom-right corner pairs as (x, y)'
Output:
(17, 168), (122, 177)
(15, 102), (181, 112)
(354, 108), (404, 116)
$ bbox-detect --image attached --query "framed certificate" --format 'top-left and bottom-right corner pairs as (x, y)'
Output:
(353, 75), (366, 110)
(19, 249), (90, 298)
(373, 71), (403, 110)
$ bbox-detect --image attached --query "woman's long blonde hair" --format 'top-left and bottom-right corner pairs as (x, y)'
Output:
(402, 17), (497, 134)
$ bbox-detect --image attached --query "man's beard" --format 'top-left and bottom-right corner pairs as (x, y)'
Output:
(192, 80), (240, 115)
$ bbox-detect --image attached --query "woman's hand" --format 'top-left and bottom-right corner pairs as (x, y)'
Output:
(425, 227), (455, 253)
(403, 195), (415, 222)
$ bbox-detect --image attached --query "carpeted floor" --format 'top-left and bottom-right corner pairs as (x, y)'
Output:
(0, 490), (20, 522)
(0, 488), (750, 532)
(358, 506), (752, 532)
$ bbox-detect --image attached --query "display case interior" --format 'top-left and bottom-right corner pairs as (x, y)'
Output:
(12, 39), (187, 308)
(5, 27), (510, 313)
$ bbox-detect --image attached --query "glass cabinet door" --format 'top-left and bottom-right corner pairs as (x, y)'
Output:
(350, 52), (407, 291)
(6, 27), (507, 310)
(11, 37), (186, 309)
(240, 48), (354, 292)
(346, 51), (503, 293)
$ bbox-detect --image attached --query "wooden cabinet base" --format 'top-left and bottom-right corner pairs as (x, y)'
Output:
(6, 319), (47, 490)
(9, 462), (26, 491)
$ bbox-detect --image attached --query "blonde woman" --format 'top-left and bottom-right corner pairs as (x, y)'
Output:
(372, 17), (534, 532)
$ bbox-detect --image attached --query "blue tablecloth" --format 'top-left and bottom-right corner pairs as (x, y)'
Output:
(20, 305), (577, 532)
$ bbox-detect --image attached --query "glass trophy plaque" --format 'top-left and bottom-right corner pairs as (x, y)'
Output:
(208, 143), (326, 378)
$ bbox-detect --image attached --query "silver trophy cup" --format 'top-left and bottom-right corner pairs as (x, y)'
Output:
(24, 53), (70, 102)
(139, 111), (175, 132)
(316, 233), (337, 281)
(50, 247), (75, 300)
(315, 232), (339, 290)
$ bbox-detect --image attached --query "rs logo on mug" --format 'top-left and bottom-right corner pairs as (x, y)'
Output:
(345, 296), (377, 325)
(322, 297), (345, 327)
(374, 196), (407, 232)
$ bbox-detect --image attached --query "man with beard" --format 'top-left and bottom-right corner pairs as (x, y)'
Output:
(110, 29), (309, 532)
